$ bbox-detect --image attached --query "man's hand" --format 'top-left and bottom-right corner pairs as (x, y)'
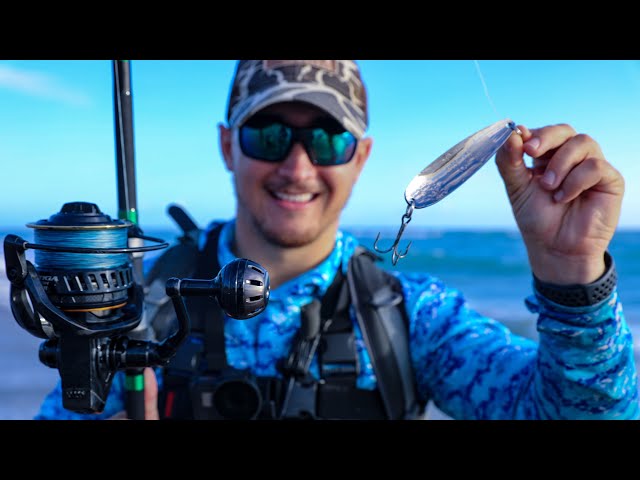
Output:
(109, 367), (160, 420)
(495, 123), (624, 285)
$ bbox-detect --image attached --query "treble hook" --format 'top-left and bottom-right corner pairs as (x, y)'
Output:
(374, 200), (415, 265)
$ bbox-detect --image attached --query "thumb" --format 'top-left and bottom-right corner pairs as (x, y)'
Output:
(144, 367), (160, 420)
(495, 124), (531, 198)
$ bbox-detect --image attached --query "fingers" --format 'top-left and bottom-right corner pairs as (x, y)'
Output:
(537, 134), (603, 192)
(523, 123), (577, 160)
(144, 367), (160, 420)
(498, 122), (624, 207)
(495, 124), (532, 197)
(496, 124), (533, 166)
(524, 124), (624, 201)
(517, 124), (534, 143)
(526, 125), (583, 183)
(553, 157), (624, 204)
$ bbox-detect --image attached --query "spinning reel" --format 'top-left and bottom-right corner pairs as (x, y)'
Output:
(4, 201), (270, 414)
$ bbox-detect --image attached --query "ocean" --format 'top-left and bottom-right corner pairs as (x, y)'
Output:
(1, 226), (639, 419)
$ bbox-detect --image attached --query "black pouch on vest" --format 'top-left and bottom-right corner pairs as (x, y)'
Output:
(190, 368), (263, 420)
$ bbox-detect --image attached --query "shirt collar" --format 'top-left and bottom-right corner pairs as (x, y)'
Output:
(216, 219), (360, 306)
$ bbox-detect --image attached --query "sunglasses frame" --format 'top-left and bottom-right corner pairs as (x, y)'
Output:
(237, 115), (358, 166)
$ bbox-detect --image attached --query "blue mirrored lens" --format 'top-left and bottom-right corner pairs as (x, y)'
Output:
(240, 123), (292, 162)
(239, 121), (357, 166)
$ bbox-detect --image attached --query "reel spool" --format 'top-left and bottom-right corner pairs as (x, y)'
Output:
(6, 201), (168, 339)
(28, 201), (137, 314)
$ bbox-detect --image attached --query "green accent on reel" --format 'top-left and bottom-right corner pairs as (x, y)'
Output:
(125, 374), (145, 391)
(118, 209), (138, 225)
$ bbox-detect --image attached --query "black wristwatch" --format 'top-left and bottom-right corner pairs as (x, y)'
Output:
(533, 252), (617, 307)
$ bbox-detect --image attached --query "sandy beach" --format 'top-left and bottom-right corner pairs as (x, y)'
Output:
(0, 247), (57, 419)
(0, 304), (58, 419)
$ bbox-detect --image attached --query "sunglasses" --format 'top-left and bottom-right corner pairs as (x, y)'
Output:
(238, 115), (358, 166)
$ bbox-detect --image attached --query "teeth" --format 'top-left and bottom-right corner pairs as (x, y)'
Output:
(274, 191), (314, 203)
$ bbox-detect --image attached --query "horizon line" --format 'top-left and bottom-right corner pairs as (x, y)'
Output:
(2, 224), (640, 233)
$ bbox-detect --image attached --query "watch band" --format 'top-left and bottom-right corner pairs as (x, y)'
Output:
(533, 252), (617, 307)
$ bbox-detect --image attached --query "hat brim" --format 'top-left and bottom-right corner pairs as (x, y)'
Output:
(229, 84), (367, 139)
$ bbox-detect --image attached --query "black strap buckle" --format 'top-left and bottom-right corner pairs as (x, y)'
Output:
(279, 335), (316, 378)
(280, 379), (317, 419)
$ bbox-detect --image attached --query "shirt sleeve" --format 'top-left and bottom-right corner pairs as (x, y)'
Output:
(399, 272), (639, 420)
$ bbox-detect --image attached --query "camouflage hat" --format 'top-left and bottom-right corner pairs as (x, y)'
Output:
(226, 60), (368, 139)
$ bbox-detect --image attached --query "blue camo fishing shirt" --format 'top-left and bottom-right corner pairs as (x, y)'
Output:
(36, 220), (640, 419)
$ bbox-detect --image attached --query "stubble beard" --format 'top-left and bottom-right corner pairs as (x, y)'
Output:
(238, 196), (338, 249)
(234, 180), (348, 249)
(253, 217), (320, 248)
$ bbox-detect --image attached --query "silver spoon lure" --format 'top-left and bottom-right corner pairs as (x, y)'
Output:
(374, 119), (522, 265)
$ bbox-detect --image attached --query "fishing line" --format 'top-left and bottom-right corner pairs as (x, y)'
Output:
(473, 60), (501, 118)
(33, 228), (129, 270)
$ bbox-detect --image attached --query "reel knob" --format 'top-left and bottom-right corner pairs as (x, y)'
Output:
(217, 258), (270, 320)
(166, 258), (270, 320)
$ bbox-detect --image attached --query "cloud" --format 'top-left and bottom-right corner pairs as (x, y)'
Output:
(0, 63), (91, 106)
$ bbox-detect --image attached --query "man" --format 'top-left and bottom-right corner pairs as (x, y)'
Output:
(36, 60), (638, 420)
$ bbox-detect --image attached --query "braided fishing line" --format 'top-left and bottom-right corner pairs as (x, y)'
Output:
(33, 227), (129, 271)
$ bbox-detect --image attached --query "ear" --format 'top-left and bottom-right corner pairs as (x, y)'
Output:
(351, 136), (373, 181)
(218, 123), (234, 171)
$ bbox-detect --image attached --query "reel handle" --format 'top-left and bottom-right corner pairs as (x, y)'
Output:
(166, 257), (270, 320)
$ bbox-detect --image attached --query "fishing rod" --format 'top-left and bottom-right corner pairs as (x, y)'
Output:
(111, 61), (272, 418)
(113, 60), (147, 419)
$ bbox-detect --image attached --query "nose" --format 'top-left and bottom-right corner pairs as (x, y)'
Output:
(276, 142), (316, 182)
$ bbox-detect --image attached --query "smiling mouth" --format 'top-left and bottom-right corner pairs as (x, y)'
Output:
(270, 190), (319, 204)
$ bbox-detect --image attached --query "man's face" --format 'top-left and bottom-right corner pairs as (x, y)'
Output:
(220, 102), (372, 248)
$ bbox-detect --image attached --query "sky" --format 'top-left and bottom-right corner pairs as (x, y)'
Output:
(1, 60), (639, 232)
